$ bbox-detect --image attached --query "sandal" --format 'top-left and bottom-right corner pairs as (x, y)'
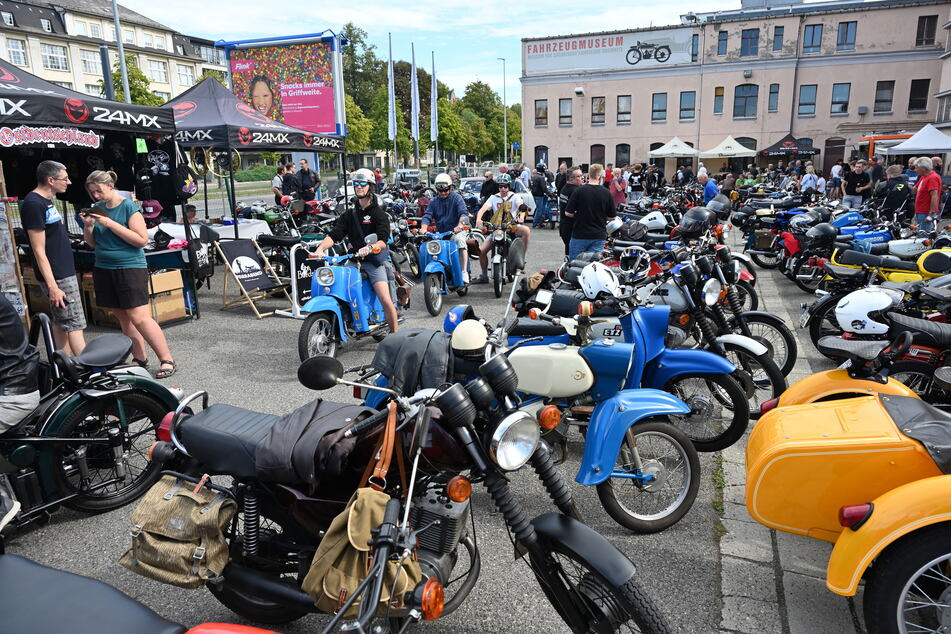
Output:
(154, 360), (177, 380)
(132, 357), (149, 369)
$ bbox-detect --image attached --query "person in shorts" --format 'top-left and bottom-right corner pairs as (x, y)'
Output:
(82, 170), (176, 379)
(21, 160), (86, 355)
(314, 167), (398, 333)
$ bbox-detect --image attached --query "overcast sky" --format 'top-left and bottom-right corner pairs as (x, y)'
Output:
(121, 0), (744, 103)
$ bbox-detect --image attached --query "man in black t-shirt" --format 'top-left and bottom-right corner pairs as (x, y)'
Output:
(21, 160), (86, 354)
(558, 166), (582, 255)
(281, 162), (301, 200)
(841, 159), (872, 209)
(565, 163), (616, 261)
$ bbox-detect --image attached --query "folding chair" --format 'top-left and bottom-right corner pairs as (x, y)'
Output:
(214, 238), (290, 319)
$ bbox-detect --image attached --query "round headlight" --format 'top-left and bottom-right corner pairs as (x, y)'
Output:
(702, 278), (722, 306)
(492, 229), (504, 240)
(490, 411), (540, 471)
(398, 219), (408, 229)
(316, 267), (334, 286)
(426, 241), (442, 256)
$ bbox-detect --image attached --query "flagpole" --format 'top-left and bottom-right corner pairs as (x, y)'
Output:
(431, 50), (438, 178)
(388, 33), (398, 173)
(411, 43), (420, 170)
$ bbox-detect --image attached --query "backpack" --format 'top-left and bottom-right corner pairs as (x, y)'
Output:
(174, 145), (199, 201)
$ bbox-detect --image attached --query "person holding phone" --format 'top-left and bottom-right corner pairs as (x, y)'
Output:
(82, 170), (176, 379)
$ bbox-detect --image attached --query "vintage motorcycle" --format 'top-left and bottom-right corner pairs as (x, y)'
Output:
(625, 41), (671, 64)
(483, 221), (526, 298)
(418, 229), (471, 316)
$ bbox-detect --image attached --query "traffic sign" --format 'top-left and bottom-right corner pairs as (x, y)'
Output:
(512, 141), (521, 150)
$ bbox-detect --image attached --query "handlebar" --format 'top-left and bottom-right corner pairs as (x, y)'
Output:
(345, 407), (391, 438)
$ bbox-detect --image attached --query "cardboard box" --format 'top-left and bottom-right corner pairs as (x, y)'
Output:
(21, 266), (51, 316)
(86, 270), (187, 327)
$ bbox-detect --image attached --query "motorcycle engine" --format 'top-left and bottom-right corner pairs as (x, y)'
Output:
(410, 484), (471, 585)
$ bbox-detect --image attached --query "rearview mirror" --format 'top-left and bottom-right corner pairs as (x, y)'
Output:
(298, 356), (344, 390)
(364, 233), (378, 245)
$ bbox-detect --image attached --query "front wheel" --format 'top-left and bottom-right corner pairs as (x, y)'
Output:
(625, 48), (642, 65)
(735, 280), (759, 311)
(596, 421), (700, 533)
(721, 344), (786, 420)
(664, 373), (750, 451)
(406, 247), (421, 279)
(751, 251), (782, 269)
(731, 314), (798, 377)
(493, 262), (504, 298)
(654, 46), (671, 62)
(424, 273), (444, 316)
(792, 255), (825, 294)
(863, 524), (951, 634)
(298, 311), (338, 361)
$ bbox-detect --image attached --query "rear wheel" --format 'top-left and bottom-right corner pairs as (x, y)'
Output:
(424, 273), (443, 316)
(596, 421), (700, 533)
(731, 314), (798, 376)
(792, 256), (825, 294)
(751, 251), (781, 269)
(735, 280), (759, 311)
(889, 360), (951, 403)
(721, 344), (786, 420)
(808, 299), (844, 357)
(298, 311), (338, 361)
(663, 373), (750, 451)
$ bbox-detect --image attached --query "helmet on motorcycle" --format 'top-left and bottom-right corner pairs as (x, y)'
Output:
(451, 319), (488, 361)
(606, 217), (624, 236)
(706, 194), (732, 221)
(835, 287), (904, 336)
(578, 262), (621, 299)
(536, 161), (546, 171)
(353, 168), (374, 183)
(434, 173), (453, 191)
(679, 207), (717, 240)
(497, 173), (513, 186)
(444, 304), (477, 334)
(804, 222), (837, 248)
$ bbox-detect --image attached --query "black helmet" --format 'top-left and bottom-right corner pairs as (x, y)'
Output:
(679, 207), (717, 240)
(805, 222), (837, 247)
(789, 211), (819, 232)
(536, 161), (546, 171)
(706, 194), (732, 220)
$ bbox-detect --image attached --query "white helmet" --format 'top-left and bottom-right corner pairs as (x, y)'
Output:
(353, 168), (374, 183)
(450, 319), (488, 361)
(578, 262), (621, 299)
(434, 173), (452, 189)
(834, 287), (904, 335)
(606, 217), (624, 236)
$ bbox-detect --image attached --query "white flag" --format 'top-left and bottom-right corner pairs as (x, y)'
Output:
(410, 43), (420, 141)
(387, 34), (396, 141)
(430, 52), (438, 141)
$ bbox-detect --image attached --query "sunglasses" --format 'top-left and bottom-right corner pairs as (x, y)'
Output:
(435, 184), (451, 191)
(499, 184), (510, 188)
(353, 180), (370, 187)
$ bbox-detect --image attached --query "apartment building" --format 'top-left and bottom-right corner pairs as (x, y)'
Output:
(0, 0), (227, 101)
(521, 0), (951, 174)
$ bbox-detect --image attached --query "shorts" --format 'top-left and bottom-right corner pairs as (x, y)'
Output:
(0, 391), (40, 433)
(830, 177), (841, 189)
(39, 275), (86, 332)
(348, 255), (389, 285)
(93, 267), (149, 309)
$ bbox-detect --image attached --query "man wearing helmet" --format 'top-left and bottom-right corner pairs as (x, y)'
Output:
(421, 173), (471, 283)
(314, 167), (399, 333)
(472, 173), (531, 283)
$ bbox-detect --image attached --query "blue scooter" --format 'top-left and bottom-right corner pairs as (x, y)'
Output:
(419, 230), (470, 316)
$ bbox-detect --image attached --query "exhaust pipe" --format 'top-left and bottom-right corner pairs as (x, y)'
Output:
(220, 563), (316, 611)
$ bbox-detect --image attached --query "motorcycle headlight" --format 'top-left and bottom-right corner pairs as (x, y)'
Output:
(731, 260), (742, 282)
(493, 229), (504, 240)
(490, 411), (540, 471)
(316, 267), (334, 286)
(398, 219), (408, 230)
(702, 278), (722, 306)
(426, 241), (441, 256)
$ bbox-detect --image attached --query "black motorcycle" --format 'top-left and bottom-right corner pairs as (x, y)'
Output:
(483, 221), (526, 298)
(626, 41), (671, 65)
(148, 347), (671, 632)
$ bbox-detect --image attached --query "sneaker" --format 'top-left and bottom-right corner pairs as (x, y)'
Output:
(0, 476), (20, 531)
(473, 273), (489, 284)
(463, 270), (470, 284)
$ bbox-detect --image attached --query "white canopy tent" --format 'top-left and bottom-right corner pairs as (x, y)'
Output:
(649, 137), (698, 158)
(880, 124), (951, 155)
(699, 136), (757, 158)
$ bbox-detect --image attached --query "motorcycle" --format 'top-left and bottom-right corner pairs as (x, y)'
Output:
(625, 41), (671, 64)
(147, 352), (673, 632)
(1, 314), (182, 531)
(483, 221), (526, 299)
(418, 229), (471, 316)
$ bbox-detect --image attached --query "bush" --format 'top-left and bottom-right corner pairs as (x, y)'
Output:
(234, 165), (277, 182)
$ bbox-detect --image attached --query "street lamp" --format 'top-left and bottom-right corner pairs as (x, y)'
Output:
(498, 57), (507, 165)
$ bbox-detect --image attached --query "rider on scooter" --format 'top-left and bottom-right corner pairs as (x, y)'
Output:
(314, 168), (399, 333)
(421, 173), (471, 283)
(473, 173), (531, 284)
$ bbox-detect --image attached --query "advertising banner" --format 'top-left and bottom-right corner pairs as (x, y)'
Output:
(524, 27), (694, 75)
(230, 41), (337, 135)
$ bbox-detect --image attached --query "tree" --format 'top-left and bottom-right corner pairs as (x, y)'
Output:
(459, 108), (493, 158)
(367, 87), (411, 160)
(341, 23), (385, 114)
(344, 94), (371, 155)
(260, 151), (281, 164)
(197, 69), (226, 85)
(461, 81), (503, 124)
(435, 97), (467, 154)
(99, 54), (163, 106)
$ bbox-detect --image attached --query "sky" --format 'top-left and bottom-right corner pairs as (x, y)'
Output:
(118, 0), (744, 105)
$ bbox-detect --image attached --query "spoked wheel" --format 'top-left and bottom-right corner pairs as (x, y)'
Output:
(424, 273), (444, 316)
(721, 344), (786, 420)
(890, 360), (951, 403)
(539, 537), (672, 633)
(298, 311), (338, 361)
(751, 251), (782, 269)
(663, 373), (750, 451)
(406, 247), (421, 279)
(792, 256), (825, 294)
(54, 391), (168, 512)
(493, 264), (504, 298)
(863, 525), (951, 634)
(809, 300), (845, 357)
(731, 314), (798, 376)
(735, 280), (759, 311)
(596, 421), (700, 533)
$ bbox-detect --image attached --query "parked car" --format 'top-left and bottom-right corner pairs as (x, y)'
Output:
(455, 176), (537, 218)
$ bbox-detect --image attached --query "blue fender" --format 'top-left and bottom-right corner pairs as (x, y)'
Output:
(423, 262), (448, 292)
(640, 347), (736, 389)
(300, 296), (349, 342)
(576, 389), (691, 486)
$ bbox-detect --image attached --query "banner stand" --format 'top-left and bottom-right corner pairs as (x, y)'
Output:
(274, 242), (314, 320)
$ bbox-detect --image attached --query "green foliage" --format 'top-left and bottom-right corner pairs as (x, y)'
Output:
(100, 54), (163, 106)
(344, 94), (371, 154)
(259, 151), (281, 164)
(435, 98), (466, 153)
(459, 108), (493, 157)
(367, 87), (411, 160)
(197, 69), (226, 85)
(341, 23), (385, 115)
(461, 81), (502, 124)
(234, 165), (277, 182)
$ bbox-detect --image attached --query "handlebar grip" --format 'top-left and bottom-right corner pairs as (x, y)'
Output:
(382, 497), (402, 525)
(345, 407), (390, 438)
(594, 297), (618, 309)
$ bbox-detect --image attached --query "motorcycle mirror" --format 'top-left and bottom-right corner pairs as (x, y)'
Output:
(364, 233), (378, 245)
(409, 406), (433, 457)
(297, 356), (344, 391)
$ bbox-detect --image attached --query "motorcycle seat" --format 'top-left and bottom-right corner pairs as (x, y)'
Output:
(257, 234), (301, 248)
(837, 250), (918, 272)
(881, 280), (925, 294)
(178, 404), (279, 478)
(879, 394), (951, 474)
(613, 239), (647, 250)
(562, 266), (583, 286)
(0, 553), (186, 634)
(509, 317), (568, 337)
(836, 235), (855, 241)
(888, 313), (951, 348)
(816, 336), (889, 362)
(823, 263), (866, 281)
(71, 333), (133, 369)
(920, 286), (951, 303)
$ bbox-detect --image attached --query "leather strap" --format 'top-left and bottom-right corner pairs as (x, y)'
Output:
(367, 401), (397, 491)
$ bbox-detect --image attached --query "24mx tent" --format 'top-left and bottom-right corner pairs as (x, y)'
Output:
(880, 124), (951, 155)
(648, 137), (698, 158)
(759, 134), (819, 158)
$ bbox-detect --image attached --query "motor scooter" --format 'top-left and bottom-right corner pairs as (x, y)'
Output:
(418, 229), (470, 316)
(746, 333), (951, 634)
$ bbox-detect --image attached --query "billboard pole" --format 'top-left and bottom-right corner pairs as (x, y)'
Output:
(111, 0), (131, 103)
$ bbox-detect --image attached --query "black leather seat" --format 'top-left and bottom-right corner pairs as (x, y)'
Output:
(888, 313), (951, 348)
(0, 553), (186, 634)
(509, 318), (568, 338)
(816, 336), (888, 361)
(921, 251), (951, 276)
(645, 232), (670, 243)
(178, 404), (280, 478)
(879, 394), (951, 474)
(562, 267), (583, 286)
(921, 286), (951, 303)
(881, 280), (925, 294)
(823, 263), (866, 281)
(837, 250), (918, 271)
(257, 234), (301, 248)
(72, 333), (132, 369)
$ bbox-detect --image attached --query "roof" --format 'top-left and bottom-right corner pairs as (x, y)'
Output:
(649, 137), (698, 158)
(29, 0), (169, 30)
(881, 123), (951, 154)
(699, 136), (757, 158)
(0, 0), (67, 36)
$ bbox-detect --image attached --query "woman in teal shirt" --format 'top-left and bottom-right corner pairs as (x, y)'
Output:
(82, 170), (176, 379)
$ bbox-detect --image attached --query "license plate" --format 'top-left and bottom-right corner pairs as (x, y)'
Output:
(798, 309), (809, 328)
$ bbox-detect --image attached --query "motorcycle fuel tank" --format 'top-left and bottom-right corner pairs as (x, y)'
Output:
(508, 344), (595, 398)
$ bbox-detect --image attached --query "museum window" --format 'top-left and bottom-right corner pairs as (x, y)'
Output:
(736, 137), (757, 151)
(680, 91), (696, 120)
(50, 81), (72, 89)
(534, 99), (548, 126)
(41, 43), (68, 71)
(874, 80), (895, 112)
(803, 24), (822, 53)
(768, 83), (779, 112)
(733, 84), (758, 118)
(917, 15), (938, 46)
(831, 83), (850, 114)
(798, 84), (817, 116)
(74, 20), (86, 35)
(617, 95), (631, 124)
(7, 39), (27, 66)
(909, 78), (930, 112)
(772, 26), (784, 51)
(651, 93), (667, 121)
(144, 33), (153, 47)
(80, 50), (99, 74)
(590, 144), (605, 165)
(559, 98), (572, 125)
(837, 21), (856, 51)
(938, 95), (951, 123)
(717, 31), (727, 55)
(155, 36), (165, 50)
(84, 83), (102, 96)
(713, 86), (724, 114)
(152, 91), (170, 101)
(123, 29), (134, 45)
(741, 29), (759, 56)
(616, 144), (631, 167)
(591, 96), (605, 125)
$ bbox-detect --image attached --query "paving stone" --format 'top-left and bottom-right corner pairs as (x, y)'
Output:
(722, 443), (745, 465)
(721, 596), (784, 633)
(721, 555), (778, 603)
(723, 459), (745, 484)
(721, 518), (774, 563)
(723, 483), (747, 505)
(722, 501), (757, 523)
(775, 531), (834, 579)
(784, 571), (857, 634)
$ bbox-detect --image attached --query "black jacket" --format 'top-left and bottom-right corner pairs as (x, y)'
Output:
(480, 178), (500, 200)
(0, 293), (38, 396)
(371, 329), (452, 395)
(530, 172), (547, 196)
(327, 196), (390, 251)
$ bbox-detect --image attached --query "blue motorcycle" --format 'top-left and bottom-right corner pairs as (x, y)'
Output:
(419, 230), (470, 316)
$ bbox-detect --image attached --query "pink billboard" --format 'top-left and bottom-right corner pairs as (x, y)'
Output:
(230, 41), (337, 135)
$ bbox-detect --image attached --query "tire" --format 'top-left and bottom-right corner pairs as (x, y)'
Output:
(889, 360), (951, 403)
(808, 298), (845, 357)
(863, 524), (951, 634)
(750, 251), (782, 269)
(596, 421), (700, 533)
(654, 46), (671, 62)
(735, 280), (759, 311)
(721, 344), (786, 420)
(406, 247), (421, 279)
(731, 313), (798, 377)
(493, 262), (504, 298)
(298, 311), (338, 361)
(625, 48), (642, 65)
(664, 373), (750, 451)
(538, 537), (672, 633)
(54, 391), (168, 513)
(792, 256), (825, 294)
(424, 273), (443, 316)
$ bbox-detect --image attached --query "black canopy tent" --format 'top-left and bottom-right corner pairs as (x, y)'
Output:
(759, 134), (821, 159)
(165, 78), (345, 238)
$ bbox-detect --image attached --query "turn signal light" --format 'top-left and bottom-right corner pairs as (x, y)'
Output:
(838, 503), (874, 530)
(446, 475), (472, 503)
(759, 398), (779, 416)
(421, 578), (445, 621)
(924, 239), (933, 247)
(157, 412), (174, 442)
(528, 308), (540, 320)
(578, 301), (594, 316)
(538, 405), (562, 430)
(678, 313), (691, 326)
